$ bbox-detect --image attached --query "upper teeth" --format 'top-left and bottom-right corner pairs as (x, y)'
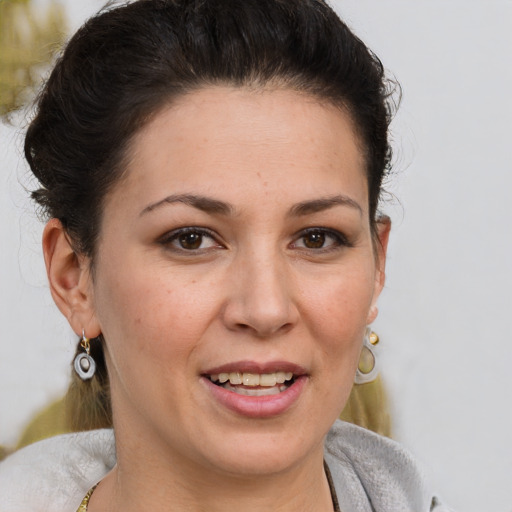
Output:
(209, 371), (294, 387)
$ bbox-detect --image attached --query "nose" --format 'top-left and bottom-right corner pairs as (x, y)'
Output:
(221, 249), (299, 338)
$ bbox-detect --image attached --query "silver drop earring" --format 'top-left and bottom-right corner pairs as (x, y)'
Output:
(354, 327), (379, 384)
(73, 330), (96, 380)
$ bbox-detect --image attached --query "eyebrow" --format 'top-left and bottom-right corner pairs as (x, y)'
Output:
(140, 194), (235, 217)
(140, 193), (362, 218)
(288, 195), (362, 217)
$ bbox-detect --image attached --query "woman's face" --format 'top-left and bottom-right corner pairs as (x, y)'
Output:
(84, 87), (388, 476)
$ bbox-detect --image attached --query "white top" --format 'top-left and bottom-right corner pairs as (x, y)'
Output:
(0, 420), (453, 512)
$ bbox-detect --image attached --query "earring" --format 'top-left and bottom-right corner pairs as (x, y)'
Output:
(354, 327), (379, 384)
(73, 330), (96, 380)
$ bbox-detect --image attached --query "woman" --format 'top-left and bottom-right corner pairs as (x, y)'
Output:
(0, 0), (451, 510)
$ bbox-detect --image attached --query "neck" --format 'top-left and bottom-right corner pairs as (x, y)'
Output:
(89, 427), (334, 512)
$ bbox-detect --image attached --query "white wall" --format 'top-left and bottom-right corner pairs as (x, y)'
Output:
(337, 1), (512, 510)
(1, 1), (511, 511)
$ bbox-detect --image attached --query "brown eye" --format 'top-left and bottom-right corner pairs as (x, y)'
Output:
(160, 227), (221, 252)
(302, 231), (326, 249)
(291, 228), (349, 252)
(178, 232), (203, 250)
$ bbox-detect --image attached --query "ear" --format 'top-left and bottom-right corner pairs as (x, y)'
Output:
(367, 215), (391, 324)
(42, 219), (101, 338)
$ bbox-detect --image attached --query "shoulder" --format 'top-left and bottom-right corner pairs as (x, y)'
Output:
(0, 429), (115, 512)
(325, 420), (455, 512)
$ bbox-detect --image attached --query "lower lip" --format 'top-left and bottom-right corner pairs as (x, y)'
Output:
(202, 376), (307, 418)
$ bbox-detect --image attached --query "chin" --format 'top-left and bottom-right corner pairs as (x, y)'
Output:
(192, 422), (326, 478)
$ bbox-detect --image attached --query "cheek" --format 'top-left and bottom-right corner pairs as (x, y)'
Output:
(302, 263), (376, 342)
(300, 261), (376, 408)
(93, 266), (220, 421)
(299, 278), (373, 425)
(93, 262), (217, 369)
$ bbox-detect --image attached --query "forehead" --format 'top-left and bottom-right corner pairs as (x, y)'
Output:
(112, 87), (368, 215)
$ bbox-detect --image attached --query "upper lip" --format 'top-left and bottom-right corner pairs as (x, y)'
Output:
(203, 360), (308, 376)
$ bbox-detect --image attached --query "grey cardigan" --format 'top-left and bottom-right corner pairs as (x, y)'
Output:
(0, 420), (453, 511)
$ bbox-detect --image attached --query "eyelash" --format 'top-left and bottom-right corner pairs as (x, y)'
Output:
(158, 226), (351, 254)
(158, 227), (223, 253)
(290, 227), (351, 252)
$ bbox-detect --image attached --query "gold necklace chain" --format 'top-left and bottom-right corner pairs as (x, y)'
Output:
(76, 485), (97, 512)
(76, 472), (340, 512)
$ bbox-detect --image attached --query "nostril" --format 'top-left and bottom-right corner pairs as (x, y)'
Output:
(238, 321), (294, 338)
(276, 322), (294, 335)
(234, 323), (251, 331)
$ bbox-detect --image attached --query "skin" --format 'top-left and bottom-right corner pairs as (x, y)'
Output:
(44, 87), (390, 511)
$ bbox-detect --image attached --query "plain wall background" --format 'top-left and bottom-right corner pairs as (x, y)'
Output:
(1, 1), (511, 510)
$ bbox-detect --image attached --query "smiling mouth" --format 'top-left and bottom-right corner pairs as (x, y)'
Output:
(208, 372), (295, 396)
